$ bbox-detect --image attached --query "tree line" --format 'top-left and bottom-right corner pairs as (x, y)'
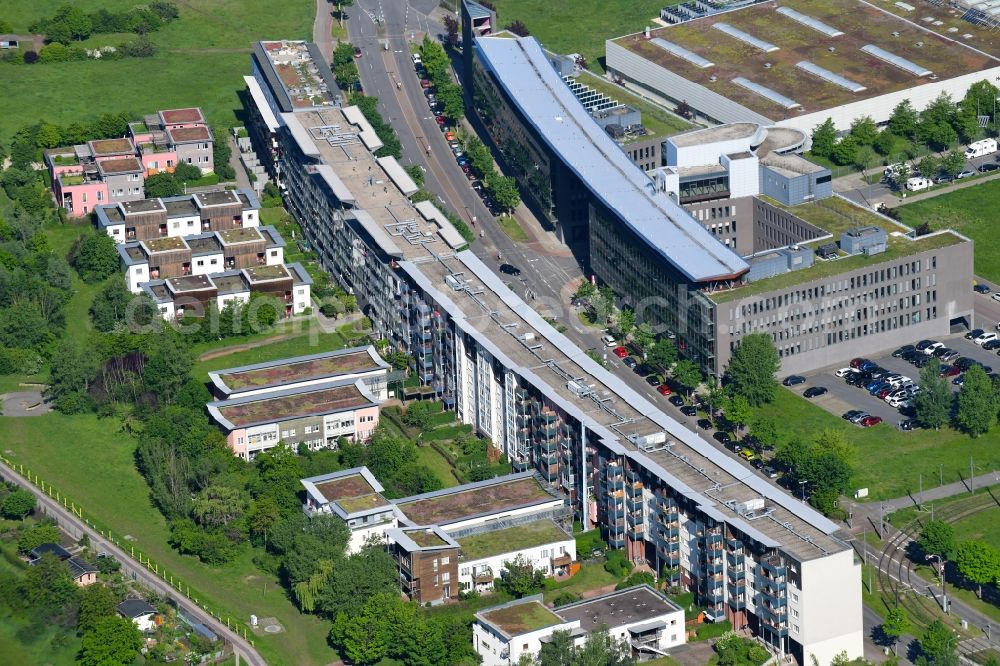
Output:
(914, 358), (1000, 437)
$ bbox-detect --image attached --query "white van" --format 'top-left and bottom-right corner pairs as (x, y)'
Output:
(965, 138), (998, 159)
(905, 177), (933, 192)
(884, 163), (909, 180)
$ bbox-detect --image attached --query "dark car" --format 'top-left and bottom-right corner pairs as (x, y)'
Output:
(623, 357), (638, 369)
(783, 375), (806, 386)
(762, 466), (779, 479)
(953, 375), (965, 386)
(713, 431), (732, 445)
(899, 419), (922, 431)
(697, 418), (712, 430)
(915, 339), (936, 352)
(498, 263), (521, 276)
(892, 345), (916, 358)
(646, 375), (660, 387)
(966, 328), (984, 341)
(983, 339), (1000, 351)
(933, 346), (954, 358)
(860, 360), (879, 372)
(979, 163), (1000, 173)
(975, 283), (992, 294)
(668, 395), (685, 407)
(981, 364), (993, 374)
(843, 409), (865, 421)
(680, 405), (697, 417)
(803, 386), (828, 398)
(900, 350), (920, 363)
(955, 357), (976, 371)
(913, 355), (931, 368)
(353, 46), (363, 58)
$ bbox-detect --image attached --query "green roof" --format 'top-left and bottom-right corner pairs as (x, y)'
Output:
(480, 601), (563, 636)
(458, 520), (571, 560)
(708, 197), (966, 303)
(573, 71), (692, 141)
(408, 529), (449, 548)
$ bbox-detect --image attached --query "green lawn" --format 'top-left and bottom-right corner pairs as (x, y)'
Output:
(491, 0), (679, 73)
(415, 444), (461, 488)
(191, 329), (350, 378)
(497, 214), (529, 242)
(0, 413), (336, 666)
(0, 0), (314, 142)
(542, 561), (619, 602)
(952, 505), (1000, 551)
(895, 179), (1000, 284)
(755, 389), (1000, 501)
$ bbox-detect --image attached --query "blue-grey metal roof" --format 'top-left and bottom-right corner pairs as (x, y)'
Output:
(861, 45), (932, 77)
(475, 37), (748, 282)
(775, 7), (844, 38)
(713, 23), (779, 53)
(796, 61), (867, 93)
(650, 37), (714, 69)
(732, 77), (801, 110)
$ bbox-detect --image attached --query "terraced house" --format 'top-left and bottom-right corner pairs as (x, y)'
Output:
(96, 189), (261, 243)
(246, 40), (863, 663)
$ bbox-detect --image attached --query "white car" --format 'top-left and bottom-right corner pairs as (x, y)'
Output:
(924, 341), (944, 355)
(835, 367), (853, 377)
(993, 293), (1000, 303)
(601, 334), (616, 347)
(974, 332), (998, 345)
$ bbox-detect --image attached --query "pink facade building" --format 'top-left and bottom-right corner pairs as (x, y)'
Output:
(47, 107), (215, 217)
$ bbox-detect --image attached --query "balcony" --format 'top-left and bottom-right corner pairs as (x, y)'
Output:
(726, 551), (744, 568)
(608, 535), (625, 549)
(606, 476), (624, 491)
(759, 556), (786, 576)
(728, 592), (747, 610)
(606, 503), (625, 520)
(704, 558), (724, 574)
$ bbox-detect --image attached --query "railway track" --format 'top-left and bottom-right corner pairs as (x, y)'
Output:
(874, 492), (998, 631)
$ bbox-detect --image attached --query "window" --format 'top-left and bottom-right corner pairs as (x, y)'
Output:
(82, 193), (88, 203)
(440, 556), (450, 565)
(135, 268), (143, 274)
(197, 260), (204, 267)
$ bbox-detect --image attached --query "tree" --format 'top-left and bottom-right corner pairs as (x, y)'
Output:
(253, 444), (304, 516)
(339, 603), (389, 665)
(882, 607), (909, 655)
(725, 394), (753, 437)
(437, 83), (465, 122)
(888, 99), (919, 139)
(143, 332), (194, 403)
(90, 280), (136, 332)
(671, 359), (701, 398)
(21, 552), (79, 616)
(192, 484), (248, 528)
(79, 616), (142, 666)
(486, 173), (521, 212)
(647, 337), (677, 372)
(956, 364), (998, 437)
(77, 584), (120, 635)
(748, 415), (778, 450)
(247, 496), (281, 548)
(634, 322), (655, 353)
(915, 358), (951, 430)
(704, 376), (726, 427)
(873, 129), (896, 156)
(334, 62), (360, 91)
(810, 118), (837, 158)
(443, 14), (459, 46)
(47, 339), (98, 413)
(919, 521), (957, 560)
(498, 554), (544, 597)
(72, 232), (119, 282)
(919, 619), (957, 666)
(617, 308), (636, 338)
(854, 145), (877, 173)
(172, 162), (202, 182)
(955, 540), (1000, 598)
(918, 155), (941, 179)
(589, 287), (614, 326)
(505, 20), (530, 37)
(574, 280), (596, 301)
(17, 522), (61, 554)
(724, 333), (780, 406)
(143, 172), (182, 197)
(831, 135), (859, 166)
(941, 151), (967, 178)
(1, 489), (35, 520)
(850, 116), (879, 146)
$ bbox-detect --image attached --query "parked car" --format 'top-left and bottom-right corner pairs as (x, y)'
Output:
(613, 346), (629, 359)
(892, 345), (916, 358)
(353, 46), (363, 58)
(915, 339), (936, 352)
(966, 328), (984, 340)
(803, 386), (828, 398)
(434, 115), (446, 126)
(680, 405), (698, 416)
(953, 375), (965, 386)
(850, 357), (870, 369)
(848, 412), (872, 424)
(738, 448), (756, 461)
(939, 349), (960, 362)
(420, 78), (432, 88)
(713, 431), (732, 444)
(645, 375), (660, 387)
(601, 334), (616, 347)
(979, 163), (1000, 173)
(983, 339), (1000, 351)
(843, 410), (865, 421)
(835, 367), (853, 377)
(762, 466), (779, 479)
(697, 419), (712, 430)
(783, 375), (806, 386)
(974, 283), (992, 294)
(940, 364), (962, 377)
(623, 357), (638, 369)
(955, 357), (976, 371)
(656, 384), (673, 396)
(923, 341), (944, 355)
(975, 332), (998, 345)
(912, 355), (931, 368)
(860, 415), (883, 427)
(899, 419), (921, 431)
(669, 395), (685, 407)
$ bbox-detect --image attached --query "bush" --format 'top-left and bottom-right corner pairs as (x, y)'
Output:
(172, 162), (202, 182)
(575, 529), (607, 557)
(696, 620), (733, 642)
(603, 549), (633, 578)
(552, 591), (581, 607)
(616, 571), (655, 590)
(71, 232), (119, 282)
(0, 348), (43, 375)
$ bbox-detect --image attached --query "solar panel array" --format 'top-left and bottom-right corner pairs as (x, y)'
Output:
(775, 7), (844, 37)
(651, 37), (715, 68)
(796, 61), (867, 92)
(732, 77), (801, 109)
(861, 44), (932, 77)
(713, 22), (780, 52)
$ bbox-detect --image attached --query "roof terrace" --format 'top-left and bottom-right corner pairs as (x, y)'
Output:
(479, 601), (564, 637)
(457, 520), (571, 560)
(259, 40), (338, 109)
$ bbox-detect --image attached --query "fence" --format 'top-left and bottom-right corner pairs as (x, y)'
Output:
(0, 454), (256, 648)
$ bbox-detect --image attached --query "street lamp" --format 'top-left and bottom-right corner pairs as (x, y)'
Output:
(798, 480), (807, 502)
(926, 553), (948, 613)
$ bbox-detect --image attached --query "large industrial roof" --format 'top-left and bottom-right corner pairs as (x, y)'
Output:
(475, 36), (748, 282)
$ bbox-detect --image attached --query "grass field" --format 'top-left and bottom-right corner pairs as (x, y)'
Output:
(491, 0), (678, 73)
(191, 328), (350, 377)
(755, 389), (1000, 501)
(0, 0), (314, 142)
(0, 412), (336, 666)
(895, 179), (1000, 283)
(497, 214), (529, 242)
(541, 561), (619, 602)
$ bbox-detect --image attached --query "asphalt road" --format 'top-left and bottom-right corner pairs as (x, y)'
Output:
(838, 152), (999, 208)
(0, 462), (265, 666)
(972, 284), (1000, 328)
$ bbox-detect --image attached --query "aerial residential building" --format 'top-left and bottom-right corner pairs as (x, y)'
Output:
(140, 262), (312, 320)
(95, 188), (261, 242)
(248, 39), (865, 663)
(301, 467), (398, 553)
(28, 543), (98, 586)
(116, 599), (159, 632)
(207, 345), (391, 402)
(605, 0), (1000, 132)
(384, 526), (461, 603)
(473, 586), (685, 666)
(208, 378), (380, 460)
(117, 225), (285, 292)
(46, 107), (215, 217)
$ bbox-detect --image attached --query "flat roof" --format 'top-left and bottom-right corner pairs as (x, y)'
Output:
(457, 519), (571, 560)
(160, 108), (205, 124)
(556, 585), (681, 633)
(218, 227), (263, 244)
(167, 274), (213, 292)
(480, 600), (564, 637)
(186, 235), (222, 255)
(611, 0), (998, 119)
(476, 36), (747, 282)
(708, 196), (967, 302)
(394, 475), (554, 526)
(211, 380), (376, 428)
(244, 264), (290, 282)
(211, 346), (386, 394)
(301, 467), (392, 517)
(167, 126), (212, 143)
(194, 190), (240, 208)
(90, 138), (135, 156)
(143, 236), (186, 253)
(121, 198), (166, 215)
(254, 40), (339, 111)
(97, 157), (143, 175)
(669, 122), (763, 148)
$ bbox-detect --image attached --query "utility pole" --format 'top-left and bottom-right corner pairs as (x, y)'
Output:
(939, 463), (943, 487)
(919, 473), (923, 507)
(970, 457), (975, 493)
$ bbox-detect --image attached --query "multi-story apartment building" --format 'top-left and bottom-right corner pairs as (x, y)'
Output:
(140, 263), (311, 320)
(117, 225), (285, 292)
(96, 189), (261, 243)
(301, 467), (398, 553)
(248, 42), (863, 663)
(466, 31), (973, 376)
(208, 345), (390, 402)
(46, 107), (215, 217)
(474, 586), (685, 666)
(208, 378), (381, 460)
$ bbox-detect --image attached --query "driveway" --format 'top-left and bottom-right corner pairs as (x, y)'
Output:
(1, 391), (51, 417)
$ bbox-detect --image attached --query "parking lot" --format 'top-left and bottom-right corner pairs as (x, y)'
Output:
(786, 333), (999, 428)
